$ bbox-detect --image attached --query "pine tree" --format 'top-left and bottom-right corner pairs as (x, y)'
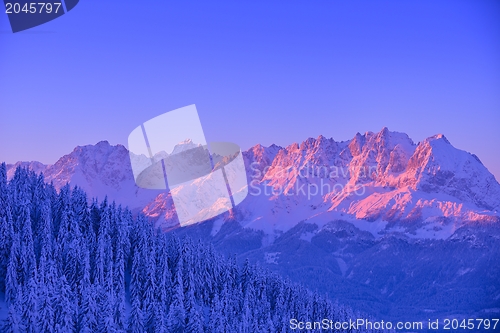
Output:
(5, 232), (20, 305)
(241, 281), (255, 333)
(53, 184), (71, 240)
(6, 288), (26, 333)
(97, 285), (116, 333)
(30, 174), (46, 260)
(39, 197), (53, 262)
(129, 296), (144, 333)
(22, 275), (39, 333)
(38, 256), (56, 332)
(38, 285), (55, 332)
(80, 284), (98, 333)
(153, 303), (166, 333)
(54, 275), (75, 332)
(185, 287), (204, 333)
(208, 293), (224, 333)
(80, 250), (98, 333)
(143, 239), (156, 332)
(129, 243), (144, 333)
(0, 163), (13, 292)
(166, 266), (185, 333)
(113, 208), (130, 331)
(155, 234), (171, 315)
(19, 200), (36, 285)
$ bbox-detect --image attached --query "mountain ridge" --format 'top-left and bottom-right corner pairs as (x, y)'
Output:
(5, 128), (500, 240)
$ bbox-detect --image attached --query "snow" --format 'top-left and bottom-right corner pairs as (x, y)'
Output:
(335, 258), (348, 276)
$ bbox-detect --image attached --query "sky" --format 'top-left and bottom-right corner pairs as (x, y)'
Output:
(1, 0), (499, 179)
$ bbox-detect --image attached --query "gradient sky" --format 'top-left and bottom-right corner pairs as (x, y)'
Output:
(1, 0), (499, 179)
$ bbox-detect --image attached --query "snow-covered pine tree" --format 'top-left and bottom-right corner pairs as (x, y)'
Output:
(0, 163), (14, 292)
(5, 288), (25, 333)
(5, 232), (20, 305)
(54, 275), (75, 332)
(21, 274), (39, 333)
(166, 262), (186, 332)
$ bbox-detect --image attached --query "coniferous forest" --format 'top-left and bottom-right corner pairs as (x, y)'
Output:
(0, 164), (387, 333)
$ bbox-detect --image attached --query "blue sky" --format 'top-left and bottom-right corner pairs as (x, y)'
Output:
(1, 0), (499, 179)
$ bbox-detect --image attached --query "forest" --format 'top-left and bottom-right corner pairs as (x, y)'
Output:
(0, 164), (387, 332)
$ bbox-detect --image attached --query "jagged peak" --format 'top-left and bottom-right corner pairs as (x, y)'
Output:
(413, 134), (454, 157)
(248, 142), (282, 154)
(427, 133), (450, 144)
(415, 134), (489, 171)
(364, 131), (375, 138)
(297, 135), (337, 150)
(287, 142), (300, 151)
(300, 137), (316, 148)
(170, 139), (202, 155)
(316, 134), (337, 146)
(379, 126), (390, 136)
(371, 127), (415, 145)
(96, 140), (111, 146)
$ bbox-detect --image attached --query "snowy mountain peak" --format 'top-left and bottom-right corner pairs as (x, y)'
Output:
(171, 139), (202, 155)
(428, 133), (450, 143)
(243, 143), (282, 181)
(7, 141), (161, 214)
(96, 139), (112, 146)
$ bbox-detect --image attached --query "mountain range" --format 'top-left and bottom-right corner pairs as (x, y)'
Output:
(8, 128), (499, 238)
(5, 128), (500, 322)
